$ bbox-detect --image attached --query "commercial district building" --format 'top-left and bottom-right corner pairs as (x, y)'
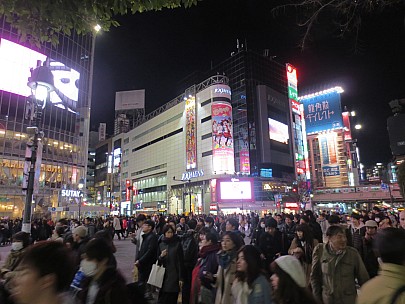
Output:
(0, 21), (109, 218)
(106, 50), (313, 215)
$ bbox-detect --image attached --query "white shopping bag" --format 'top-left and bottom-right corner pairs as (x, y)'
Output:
(147, 262), (165, 288)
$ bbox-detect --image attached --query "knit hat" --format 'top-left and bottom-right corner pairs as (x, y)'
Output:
(72, 225), (88, 238)
(274, 255), (306, 288)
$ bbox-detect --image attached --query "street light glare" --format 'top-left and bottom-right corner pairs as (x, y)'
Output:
(350, 111), (356, 116)
(94, 24), (101, 32)
(355, 124), (362, 130)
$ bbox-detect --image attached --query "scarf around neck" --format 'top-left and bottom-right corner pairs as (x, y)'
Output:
(218, 249), (237, 269)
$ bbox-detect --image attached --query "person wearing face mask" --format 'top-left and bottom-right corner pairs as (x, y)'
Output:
(358, 220), (379, 278)
(76, 238), (130, 304)
(250, 219), (265, 246)
(0, 232), (30, 303)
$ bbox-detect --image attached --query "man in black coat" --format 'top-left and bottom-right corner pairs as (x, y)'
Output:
(135, 219), (158, 300)
(259, 218), (288, 270)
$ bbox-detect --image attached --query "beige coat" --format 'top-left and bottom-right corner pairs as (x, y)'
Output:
(311, 243), (369, 304)
(288, 238), (319, 286)
(356, 263), (405, 304)
(215, 259), (237, 304)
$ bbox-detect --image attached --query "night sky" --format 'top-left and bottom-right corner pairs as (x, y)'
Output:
(91, 0), (405, 166)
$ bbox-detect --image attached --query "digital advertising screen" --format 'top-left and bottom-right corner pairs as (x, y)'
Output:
(0, 38), (80, 111)
(302, 92), (343, 134)
(268, 118), (289, 144)
(217, 178), (255, 203)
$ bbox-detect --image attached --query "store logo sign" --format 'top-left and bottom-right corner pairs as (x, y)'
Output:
(61, 190), (82, 198)
(182, 169), (204, 181)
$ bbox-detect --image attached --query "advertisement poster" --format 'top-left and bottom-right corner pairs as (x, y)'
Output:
(238, 125), (250, 174)
(212, 102), (234, 174)
(319, 133), (340, 177)
(302, 92), (343, 134)
(268, 118), (289, 144)
(185, 96), (196, 170)
(342, 112), (352, 141)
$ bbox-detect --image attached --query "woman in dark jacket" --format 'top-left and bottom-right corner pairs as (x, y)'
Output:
(76, 238), (130, 304)
(191, 229), (220, 304)
(157, 224), (185, 304)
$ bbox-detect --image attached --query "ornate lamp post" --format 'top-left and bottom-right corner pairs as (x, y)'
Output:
(22, 61), (54, 234)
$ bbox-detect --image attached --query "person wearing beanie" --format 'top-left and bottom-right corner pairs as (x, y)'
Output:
(311, 225), (369, 304)
(270, 255), (317, 304)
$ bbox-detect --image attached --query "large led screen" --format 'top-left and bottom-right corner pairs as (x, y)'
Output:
(302, 92), (343, 134)
(217, 179), (254, 202)
(268, 118), (289, 144)
(0, 38), (80, 111)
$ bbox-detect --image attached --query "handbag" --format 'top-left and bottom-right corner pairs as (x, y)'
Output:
(147, 261), (166, 288)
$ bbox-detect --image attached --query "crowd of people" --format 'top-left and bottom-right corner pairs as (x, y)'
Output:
(0, 207), (403, 304)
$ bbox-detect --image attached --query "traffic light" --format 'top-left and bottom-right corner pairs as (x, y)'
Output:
(292, 184), (298, 193)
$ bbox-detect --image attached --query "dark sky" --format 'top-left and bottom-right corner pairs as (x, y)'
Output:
(91, 0), (405, 166)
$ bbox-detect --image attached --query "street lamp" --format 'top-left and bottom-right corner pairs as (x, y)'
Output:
(354, 124), (362, 130)
(22, 61), (54, 234)
(78, 178), (85, 222)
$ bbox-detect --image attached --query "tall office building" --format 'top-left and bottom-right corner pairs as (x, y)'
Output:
(0, 20), (94, 217)
(299, 87), (360, 188)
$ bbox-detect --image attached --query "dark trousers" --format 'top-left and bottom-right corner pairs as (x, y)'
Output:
(182, 266), (193, 304)
(114, 229), (121, 240)
(157, 291), (178, 304)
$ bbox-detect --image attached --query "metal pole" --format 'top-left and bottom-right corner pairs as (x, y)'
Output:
(78, 194), (81, 223)
(22, 104), (42, 234)
(189, 180), (192, 214)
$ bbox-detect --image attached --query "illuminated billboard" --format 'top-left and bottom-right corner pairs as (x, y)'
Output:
(301, 91), (343, 134)
(268, 118), (289, 144)
(185, 96), (197, 170)
(0, 38), (80, 111)
(217, 178), (255, 203)
(212, 101), (234, 174)
(319, 133), (340, 177)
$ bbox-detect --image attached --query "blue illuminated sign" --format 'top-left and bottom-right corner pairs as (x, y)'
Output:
(260, 168), (273, 178)
(302, 92), (343, 134)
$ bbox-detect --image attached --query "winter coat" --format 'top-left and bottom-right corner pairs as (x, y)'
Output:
(356, 263), (405, 304)
(157, 236), (184, 293)
(137, 231), (158, 277)
(113, 217), (121, 230)
(77, 267), (130, 304)
(231, 275), (272, 304)
(288, 238), (319, 286)
(311, 243), (369, 304)
(358, 236), (379, 278)
(259, 230), (288, 267)
(1, 249), (25, 277)
(215, 253), (237, 304)
(181, 230), (198, 268)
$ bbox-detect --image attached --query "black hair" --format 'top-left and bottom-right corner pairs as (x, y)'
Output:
(144, 219), (155, 229)
(235, 245), (263, 287)
(222, 231), (243, 250)
(205, 217), (214, 224)
(205, 231), (219, 244)
(326, 225), (345, 237)
(226, 218), (239, 230)
(21, 241), (75, 292)
(300, 215), (310, 223)
(162, 224), (175, 235)
(85, 238), (113, 262)
(374, 227), (405, 265)
(12, 231), (30, 248)
(188, 218), (197, 230)
(328, 214), (341, 225)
